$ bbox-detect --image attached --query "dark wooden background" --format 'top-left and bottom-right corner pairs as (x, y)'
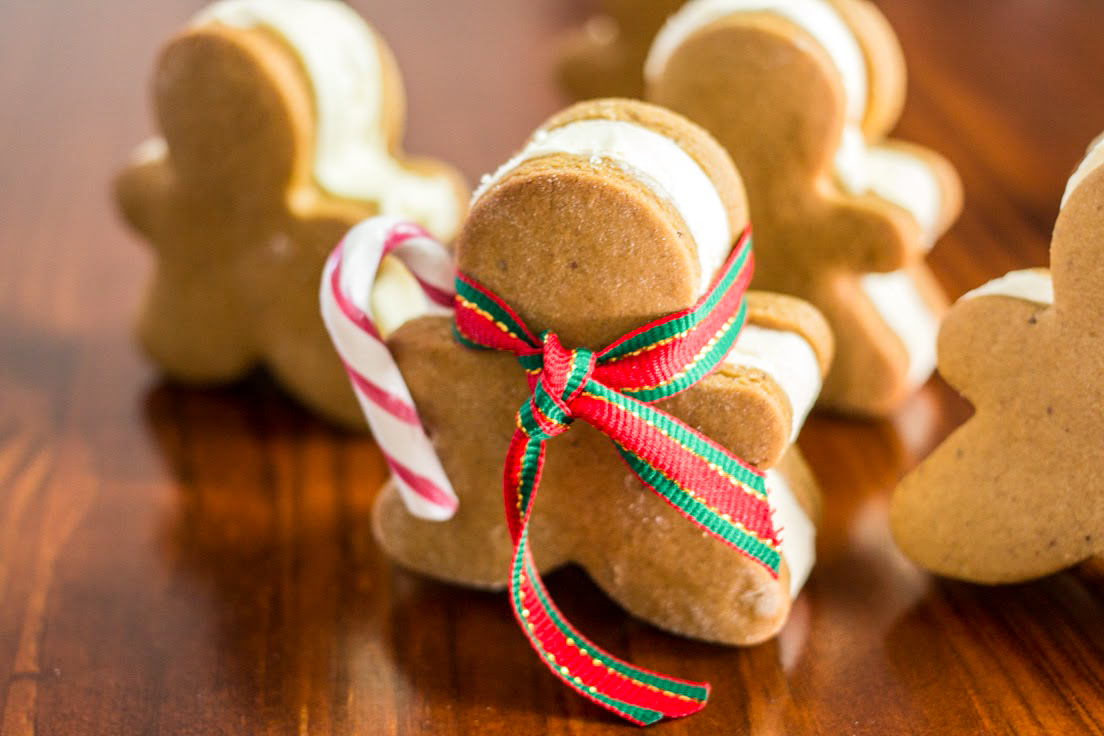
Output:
(2, 0), (1104, 733)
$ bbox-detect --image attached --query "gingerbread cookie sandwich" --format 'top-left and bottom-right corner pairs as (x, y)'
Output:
(115, 0), (467, 428)
(323, 99), (833, 724)
(891, 135), (1104, 584)
(646, 0), (963, 416)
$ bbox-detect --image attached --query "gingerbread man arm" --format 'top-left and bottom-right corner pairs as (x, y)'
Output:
(822, 195), (919, 273)
(115, 140), (264, 382)
(115, 148), (174, 247)
(825, 140), (962, 273)
(936, 291), (1050, 404)
(875, 140), (964, 241)
(661, 374), (791, 470)
(828, 140), (962, 272)
(663, 291), (834, 469)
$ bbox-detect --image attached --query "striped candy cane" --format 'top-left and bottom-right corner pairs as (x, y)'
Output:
(320, 216), (460, 520)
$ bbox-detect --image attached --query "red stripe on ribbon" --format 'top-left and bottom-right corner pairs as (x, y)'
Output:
(514, 557), (707, 719)
(575, 391), (775, 538)
(596, 249), (754, 392)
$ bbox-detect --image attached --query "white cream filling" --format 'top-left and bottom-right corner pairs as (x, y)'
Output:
(724, 326), (821, 443)
(961, 269), (1054, 306)
(370, 256), (431, 339)
(196, 0), (462, 240)
(860, 271), (938, 390)
(648, 0), (945, 389)
(765, 467), (815, 597)
(472, 119), (732, 295)
(132, 137), (169, 166)
(1061, 133), (1104, 210)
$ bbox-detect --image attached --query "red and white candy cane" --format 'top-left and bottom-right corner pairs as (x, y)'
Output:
(320, 216), (459, 520)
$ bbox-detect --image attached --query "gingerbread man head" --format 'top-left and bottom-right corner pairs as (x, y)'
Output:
(115, 0), (467, 428)
(646, 0), (963, 415)
(891, 135), (1104, 584)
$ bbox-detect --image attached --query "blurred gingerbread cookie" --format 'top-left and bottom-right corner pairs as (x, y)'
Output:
(891, 135), (1104, 583)
(323, 100), (833, 723)
(558, 0), (685, 100)
(647, 0), (963, 415)
(115, 0), (467, 428)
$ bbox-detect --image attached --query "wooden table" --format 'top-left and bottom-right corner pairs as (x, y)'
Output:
(2, 0), (1103, 733)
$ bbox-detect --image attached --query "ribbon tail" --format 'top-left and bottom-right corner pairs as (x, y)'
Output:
(503, 429), (545, 540)
(511, 531), (708, 726)
(503, 429), (709, 726)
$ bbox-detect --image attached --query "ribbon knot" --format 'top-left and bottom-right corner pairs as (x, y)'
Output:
(519, 333), (596, 442)
(452, 229), (780, 726)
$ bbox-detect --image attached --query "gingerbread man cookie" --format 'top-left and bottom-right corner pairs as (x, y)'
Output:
(324, 99), (833, 724)
(115, 0), (467, 428)
(891, 135), (1104, 584)
(646, 0), (963, 416)
(558, 0), (685, 101)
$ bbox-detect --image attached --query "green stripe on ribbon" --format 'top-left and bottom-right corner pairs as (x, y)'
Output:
(614, 448), (781, 573)
(622, 299), (749, 403)
(453, 327), (486, 351)
(561, 346), (593, 401)
(603, 242), (751, 361)
(456, 278), (533, 343)
(514, 435), (543, 516)
(585, 383), (766, 495)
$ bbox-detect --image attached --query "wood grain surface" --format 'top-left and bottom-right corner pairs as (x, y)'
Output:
(2, 0), (1104, 733)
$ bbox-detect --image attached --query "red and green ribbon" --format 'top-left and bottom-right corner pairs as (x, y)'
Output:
(453, 228), (779, 726)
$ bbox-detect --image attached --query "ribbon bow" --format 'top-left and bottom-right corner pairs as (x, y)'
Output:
(453, 228), (781, 725)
